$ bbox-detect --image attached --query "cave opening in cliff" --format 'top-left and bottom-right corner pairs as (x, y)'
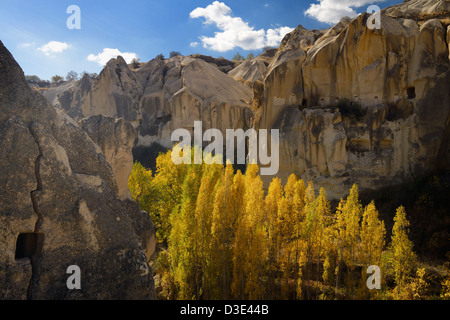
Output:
(407, 87), (416, 99)
(302, 99), (307, 107)
(14, 232), (44, 261)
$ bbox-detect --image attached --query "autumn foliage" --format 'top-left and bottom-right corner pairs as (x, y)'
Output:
(128, 145), (442, 300)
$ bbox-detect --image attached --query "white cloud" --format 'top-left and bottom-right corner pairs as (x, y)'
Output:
(190, 1), (294, 52)
(305, 0), (385, 24)
(19, 42), (35, 48)
(37, 41), (70, 56)
(87, 48), (138, 66)
(190, 42), (199, 48)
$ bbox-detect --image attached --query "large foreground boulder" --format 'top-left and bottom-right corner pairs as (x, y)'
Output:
(0, 40), (156, 299)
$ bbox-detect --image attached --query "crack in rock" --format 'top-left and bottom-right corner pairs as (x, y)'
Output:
(30, 154), (43, 232)
(26, 123), (45, 300)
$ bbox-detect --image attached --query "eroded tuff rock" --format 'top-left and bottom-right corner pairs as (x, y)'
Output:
(228, 58), (268, 85)
(255, 0), (450, 198)
(447, 25), (450, 58)
(188, 54), (239, 73)
(40, 0), (449, 199)
(79, 115), (136, 200)
(0, 41), (156, 299)
(228, 50), (276, 86)
(384, 0), (450, 20)
(255, 25), (326, 131)
(137, 57), (253, 148)
(42, 55), (254, 150)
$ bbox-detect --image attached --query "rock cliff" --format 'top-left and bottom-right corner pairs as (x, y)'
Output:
(40, 0), (450, 199)
(253, 0), (450, 198)
(0, 40), (156, 299)
(79, 115), (136, 200)
(43, 55), (254, 150)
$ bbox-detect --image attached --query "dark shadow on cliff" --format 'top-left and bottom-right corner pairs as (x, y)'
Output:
(359, 170), (450, 264)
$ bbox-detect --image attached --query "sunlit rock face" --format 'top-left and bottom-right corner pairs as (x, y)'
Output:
(41, 0), (450, 199)
(43, 55), (254, 150)
(253, 0), (450, 198)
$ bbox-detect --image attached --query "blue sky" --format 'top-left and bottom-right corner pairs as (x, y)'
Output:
(0, 0), (401, 80)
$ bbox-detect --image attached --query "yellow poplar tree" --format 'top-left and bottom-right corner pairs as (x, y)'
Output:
(264, 177), (283, 299)
(293, 179), (307, 221)
(293, 178), (307, 299)
(231, 169), (247, 299)
(128, 162), (153, 203)
(128, 162), (163, 239)
(296, 239), (308, 299)
(359, 200), (386, 299)
(390, 206), (417, 299)
(208, 162), (236, 299)
(170, 163), (203, 299)
(335, 184), (362, 298)
(244, 164), (267, 299)
(321, 220), (338, 296)
(360, 201), (386, 266)
(312, 187), (330, 298)
(232, 164), (267, 299)
(302, 181), (317, 299)
(277, 174), (298, 299)
(277, 196), (293, 299)
(129, 147), (190, 299)
(194, 157), (223, 299)
(151, 148), (188, 244)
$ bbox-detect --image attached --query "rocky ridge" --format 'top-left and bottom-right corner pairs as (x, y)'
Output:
(43, 55), (254, 150)
(41, 0), (450, 199)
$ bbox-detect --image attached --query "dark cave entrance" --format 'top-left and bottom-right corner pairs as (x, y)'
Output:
(14, 232), (44, 260)
(407, 87), (416, 99)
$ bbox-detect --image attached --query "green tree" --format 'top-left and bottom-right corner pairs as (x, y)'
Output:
(25, 75), (41, 84)
(129, 147), (188, 246)
(169, 162), (204, 299)
(131, 58), (141, 68)
(263, 46), (275, 53)
(51, 75), (63, 83)
(128, 162), (153, 203)
(232, 52), (245, 61)
(170, 51), (181, 58)
(66, 70), (79, 81)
